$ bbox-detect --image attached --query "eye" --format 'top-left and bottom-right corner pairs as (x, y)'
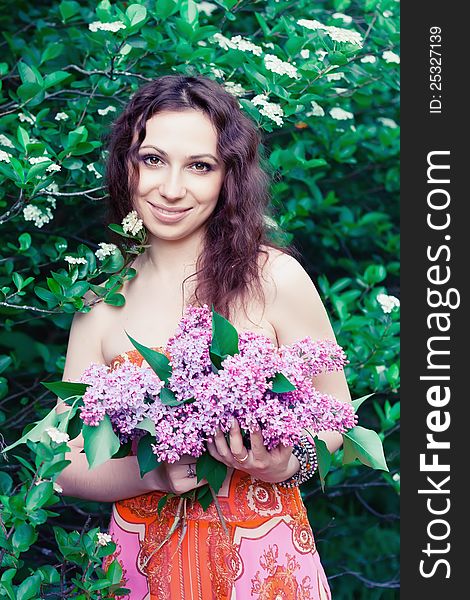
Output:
(140, 154), (163, 167)
(191, 161), (213, 173)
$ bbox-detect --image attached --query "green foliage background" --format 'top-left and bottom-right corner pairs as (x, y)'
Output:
(0, 0), (399, 597)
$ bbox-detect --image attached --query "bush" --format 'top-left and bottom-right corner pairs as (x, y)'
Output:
(0, 1), (399, 597)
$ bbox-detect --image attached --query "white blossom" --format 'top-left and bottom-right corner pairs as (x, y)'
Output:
(95, 242), (118, 260)
(0, 150), (12, 162)
(382, 50), (400, 64)
(18, 113), (36, 124)
(264, 54), (300, 79)
(251, 95), (284, 126)
(297, 18), (363, 47)
(230, 35), (263, 56)
(87, 163), (102, 179)
(30, 156), (50, 165)
(332, 13), (353, 24)
(377, 293), (400, 313)
(329, 107), (354, 120)
(46, 163), (61, 173)
(306, 100), (325, 117)
(96, 532), (113, 546)
(45, 427), (70, 444)
(263, 42), (275, 49)
(45, 182), (59, 194)
(361, 55), (377, 64)
(0, 134), (14, 148)
(197, 40), (207, 46)
(326, 71), (345, 81)
(23, 204), (53, 228)
(53, 482), (63, 493)
(392, 473), (400, 482)
(97, 106), (117, 116)
(64, 255), (88, 265)
(378, 117), (398, 129)
(333, 87), (348, 95)
(223, 82), (247, 97)
(55, 112), (69, 121)
(210, 66), (225, 79)
(300, 49), (310, 59)
(198, 2), (217, 16)
(316, 49), (328, 62)
(212, 33), (236, 50)
(383, 10), (393, 18)
(122, 210), (144, 236)
(89, 21), (126, 33)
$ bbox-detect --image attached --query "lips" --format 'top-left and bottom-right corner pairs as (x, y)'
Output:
(147, 202), (192, 223)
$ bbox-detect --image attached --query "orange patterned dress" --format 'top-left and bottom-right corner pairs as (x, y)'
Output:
(105, 349), (332, 600)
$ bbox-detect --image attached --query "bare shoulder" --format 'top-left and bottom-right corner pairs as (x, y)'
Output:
(62, 290), (112, 382)
(258, 245), (315, 297)
(258, 246), (334, 345)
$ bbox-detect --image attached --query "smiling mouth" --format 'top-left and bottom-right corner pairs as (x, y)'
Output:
(149, 203), (192, 215)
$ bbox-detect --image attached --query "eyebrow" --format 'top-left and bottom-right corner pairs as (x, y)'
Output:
(139, 145), (220, 165)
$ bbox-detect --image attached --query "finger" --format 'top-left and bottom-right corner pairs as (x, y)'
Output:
(207, 439), (228, 465)
(229, 419), (248, 460)
(250, 428), (269, 459)
(212, 427), (233, 460)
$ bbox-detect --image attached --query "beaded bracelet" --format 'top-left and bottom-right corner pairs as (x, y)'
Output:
(278, 435), (318, 488)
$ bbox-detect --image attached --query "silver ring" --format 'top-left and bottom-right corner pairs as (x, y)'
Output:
(233, 452), (249, 464)
(186, 463), (197, 478)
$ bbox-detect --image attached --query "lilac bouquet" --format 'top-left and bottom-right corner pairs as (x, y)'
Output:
(78, 305), (356, 466)
(6, 304), (387, 513)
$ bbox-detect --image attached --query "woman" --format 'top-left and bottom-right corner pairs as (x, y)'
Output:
(57, 75), (351, 599)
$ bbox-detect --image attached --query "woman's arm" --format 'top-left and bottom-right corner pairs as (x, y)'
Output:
(266, 251), (352, 454)
(55, 300), (204, 501)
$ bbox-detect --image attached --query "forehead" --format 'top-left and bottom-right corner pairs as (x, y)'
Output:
(139, 109), (219, 152)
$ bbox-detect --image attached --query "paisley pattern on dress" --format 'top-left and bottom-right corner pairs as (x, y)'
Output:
(105, 348), (332, 599)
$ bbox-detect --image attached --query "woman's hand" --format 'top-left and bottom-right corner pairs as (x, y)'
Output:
(159, 455), (208, 495)
(206, 419), (300, 484)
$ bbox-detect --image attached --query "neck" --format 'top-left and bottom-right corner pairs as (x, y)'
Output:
(139, 230), (204, 279)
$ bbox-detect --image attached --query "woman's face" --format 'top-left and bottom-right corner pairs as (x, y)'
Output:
(131, 109), (225, 242)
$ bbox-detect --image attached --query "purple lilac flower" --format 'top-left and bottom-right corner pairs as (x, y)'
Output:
(77, 304), (356, 461)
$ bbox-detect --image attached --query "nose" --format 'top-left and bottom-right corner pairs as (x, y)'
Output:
(158, 168), (186, 201)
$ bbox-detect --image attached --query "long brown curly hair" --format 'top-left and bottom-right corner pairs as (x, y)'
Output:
(104, 74), (297, 319)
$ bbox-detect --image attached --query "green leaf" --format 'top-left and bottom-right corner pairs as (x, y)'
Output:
(108, 223), (136, 239)
(270, 372), (296, 393)
(135, 417), (156, 436)
(106, 559), (123, 585)
(82, 415), (120, 469)
(0, 355), (12, 375)
(18, 232), (31, 251)
(2, 407), (58, 453)
(41, 380), (88, 400)
(312, 436), (331, 491)
(126, 333), (171, 382)
(0, 472), (13, 495)
(137, 433), (160, 477)
(342, 426), (389, 471)
(210, 305), (239, 361)
(112, 440), (132, 458)
(12, 523), (37, 552)
(43, 71), (71, 89)
(159, 387), (181, 406)
(59, 0), (81, 21)
(180, 0), (198, 24)
(17, 62), (40, 84)
(351, 393), (374, 413)
(126, 4), (147, 27)
(196, 484), (213, 511)
(157, 494), (170, 515)
(16, 573), (42, 600)
(25, 480), (54, 511)
(104, 293), (126, 306)
(196, 452), (227, 494)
